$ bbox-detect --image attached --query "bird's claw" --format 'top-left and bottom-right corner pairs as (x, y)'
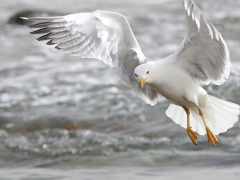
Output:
(206, 127), (218, 147)
(187, 127), (198, 145)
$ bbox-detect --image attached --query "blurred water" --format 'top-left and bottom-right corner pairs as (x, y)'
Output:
(0, 0), (240, 179)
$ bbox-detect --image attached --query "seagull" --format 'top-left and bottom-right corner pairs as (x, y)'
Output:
(22, 0), (239, 146)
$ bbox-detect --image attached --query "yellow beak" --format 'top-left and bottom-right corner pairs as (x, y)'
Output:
(140, 77), (147, 88)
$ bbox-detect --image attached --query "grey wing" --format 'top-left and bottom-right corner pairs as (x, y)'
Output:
(23, 10), (158, 105)
(173, 0), (231, 85)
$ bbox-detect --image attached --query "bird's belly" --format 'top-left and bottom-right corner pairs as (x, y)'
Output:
(149, 66), (206, 107)
(153, 84), (193, 106)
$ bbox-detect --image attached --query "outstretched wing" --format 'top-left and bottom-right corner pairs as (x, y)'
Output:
(173, 0), (231, 85)
(23, 10), (158, 105)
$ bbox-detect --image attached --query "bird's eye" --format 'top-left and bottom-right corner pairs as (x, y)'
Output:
(135, 74), (138, 77)
(146, 71), (149, 74)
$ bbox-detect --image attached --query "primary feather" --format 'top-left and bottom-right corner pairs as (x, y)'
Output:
(24, 10), (159, 105)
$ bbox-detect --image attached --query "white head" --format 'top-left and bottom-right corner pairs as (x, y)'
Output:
(134, 64), (152, 88)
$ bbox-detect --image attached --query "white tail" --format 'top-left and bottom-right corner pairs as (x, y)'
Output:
(166, 95), (239, 135)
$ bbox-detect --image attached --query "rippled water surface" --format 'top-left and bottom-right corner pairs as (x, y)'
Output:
(0, 0), (240, 179)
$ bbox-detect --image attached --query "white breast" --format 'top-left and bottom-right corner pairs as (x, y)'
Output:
(149, 63), (207, 107)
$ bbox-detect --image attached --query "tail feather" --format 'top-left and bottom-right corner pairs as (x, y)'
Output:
(207, 95), (239, 134)
(166, 95), (239, 136)
(166, 103), (186, 128)
(166, 104), (206, 135)
(190, 108), (206, 135)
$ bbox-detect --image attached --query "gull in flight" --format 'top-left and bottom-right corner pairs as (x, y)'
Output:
(22, 0), (239, 146)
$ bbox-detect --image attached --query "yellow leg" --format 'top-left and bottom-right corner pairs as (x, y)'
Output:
(183, 106), (198, 145)
(198, 108), (218, 146)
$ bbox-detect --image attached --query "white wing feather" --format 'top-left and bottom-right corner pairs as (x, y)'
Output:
(173, 0), (231, 85)
(24, 10), (158, 105)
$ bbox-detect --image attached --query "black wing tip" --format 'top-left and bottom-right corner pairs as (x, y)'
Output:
(46, 40), (56, 45)
(29, 28), (50, 34)
(55, 46), (62, 50)
(37, 33), (52, 41)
